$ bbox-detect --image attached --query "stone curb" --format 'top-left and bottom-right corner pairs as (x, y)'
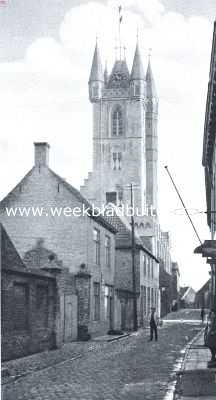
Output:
(173, 328), (211, 400)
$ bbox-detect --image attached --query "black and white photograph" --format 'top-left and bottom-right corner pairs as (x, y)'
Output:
(1, 1), (216, 399)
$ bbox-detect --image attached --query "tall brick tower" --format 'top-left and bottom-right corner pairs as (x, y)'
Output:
(145, 59), (159, 215)
(81, 39), (158, 223)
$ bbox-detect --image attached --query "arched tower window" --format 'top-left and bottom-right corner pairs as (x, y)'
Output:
(112, 106), (123, 136)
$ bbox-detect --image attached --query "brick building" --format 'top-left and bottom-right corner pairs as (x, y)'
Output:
(105, 207), (159, 329)
(195, 279), (211, 309)
(0, 143), (118, 340)
(1, 223), (56, 361)
(195, 20), (216, 312)
(171, 262), (180, 310)
(179, 286), (196, 308)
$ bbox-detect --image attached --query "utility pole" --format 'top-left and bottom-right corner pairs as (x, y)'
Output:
(130, 183), (138, 331)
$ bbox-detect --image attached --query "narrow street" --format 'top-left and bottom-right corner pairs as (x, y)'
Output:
(2, 310), (202, 400)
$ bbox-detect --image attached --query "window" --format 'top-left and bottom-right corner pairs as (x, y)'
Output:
(143, 286), (147, 315)
(112, 106), (123, 136)
(151, 260), (154, 279)
(155, 290), (157, 308)
(106, 192), (117, 205)
(151, 288), (154, 307)
(147, 258), (151, 278)
(113, 152), (117, 170)
(104, 285), (113, 321)
(93, 228), (100, 265)
(112, 152), (122, 170)
(134, 84), (140, 96)
(118, 190), (123, 205)
(13, 283), (29, 331)
(143, 255), (146, 277)
(105, 236), (111, 268)
(92, 86), (99, 97)
(147, 287), (151, 313)
(117, 152), (122, 170)
(93, 282), (100, 321)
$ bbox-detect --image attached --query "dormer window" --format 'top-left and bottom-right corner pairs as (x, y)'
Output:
(112, 106), (123, 136)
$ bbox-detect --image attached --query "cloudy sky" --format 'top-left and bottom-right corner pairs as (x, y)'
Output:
(0, 0), (215, 289)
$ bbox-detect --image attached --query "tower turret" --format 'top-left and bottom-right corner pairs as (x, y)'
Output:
(130, 42), (145, 98)
(88, 42), (104, 102)
(104, 61), (108, 87)
(146, 59), (158, 102)
(145, 58), (159, 214)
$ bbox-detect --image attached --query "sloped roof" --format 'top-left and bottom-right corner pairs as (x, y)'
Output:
(131, 43), (145, 80)
(0, 223), (55, 279)
(48, 168), (117, 233)
(89, 42), (104, 82)
(179, 286), (189, 298)
(180, 286), (196, 301)
(104, 206), (159, 261)
(0, 167), (117, 234)
(146, 60), (157, 98)
(0, 223), (25, 270)
(196, 279), (210, 295)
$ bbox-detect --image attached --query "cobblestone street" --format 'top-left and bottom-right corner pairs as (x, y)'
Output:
(2, 317), (201, 400)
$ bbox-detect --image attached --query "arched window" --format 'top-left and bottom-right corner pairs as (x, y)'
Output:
(112, 106), (123, 136)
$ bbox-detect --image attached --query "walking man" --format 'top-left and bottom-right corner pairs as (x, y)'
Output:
(149, 307), (158, 341)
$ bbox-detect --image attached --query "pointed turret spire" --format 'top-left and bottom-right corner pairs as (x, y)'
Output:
(130, 42), (145, 80)
(146, 59), (157, 98)
(104, 61), (108, 86)
(89, 41), (104, 83)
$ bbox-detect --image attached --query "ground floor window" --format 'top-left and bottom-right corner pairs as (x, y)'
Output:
(93, 282), (100, 321)
(147, 287), (151, 314)
(104, 285), (114, 322)
(13, 282), (29, 331)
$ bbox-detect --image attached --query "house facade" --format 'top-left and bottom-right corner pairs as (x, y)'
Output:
(179, 286), (196, 308)
(0, 143), (118, 340)
(195, 279), (211, 309)
(105, 207), (160, 329)
(194, 20), (216, 312)
(1, 224), (57, 360)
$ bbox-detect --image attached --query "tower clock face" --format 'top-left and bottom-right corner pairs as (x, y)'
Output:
(110, 72), (129, 88)
(112, 72), (123, 81)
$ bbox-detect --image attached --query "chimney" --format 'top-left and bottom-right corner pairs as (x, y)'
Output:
(34, 142), (50, 167)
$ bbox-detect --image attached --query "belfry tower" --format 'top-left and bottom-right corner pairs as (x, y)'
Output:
(80, 38), (158, 231)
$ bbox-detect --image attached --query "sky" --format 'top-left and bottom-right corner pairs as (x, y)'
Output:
(0, 0), (215, 290)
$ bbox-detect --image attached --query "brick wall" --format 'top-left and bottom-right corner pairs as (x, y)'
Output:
(1, 267), (56, 361)
(0, 164), (117, 338)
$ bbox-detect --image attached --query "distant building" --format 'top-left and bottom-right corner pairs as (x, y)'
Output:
(171, 262), (180, 310)
(0, 143), (118, 340)
(179, 286), (196, 308)
(105, 206), (159, 328)
(195, 279), (211, 309)
(159, 265), (172, 317)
